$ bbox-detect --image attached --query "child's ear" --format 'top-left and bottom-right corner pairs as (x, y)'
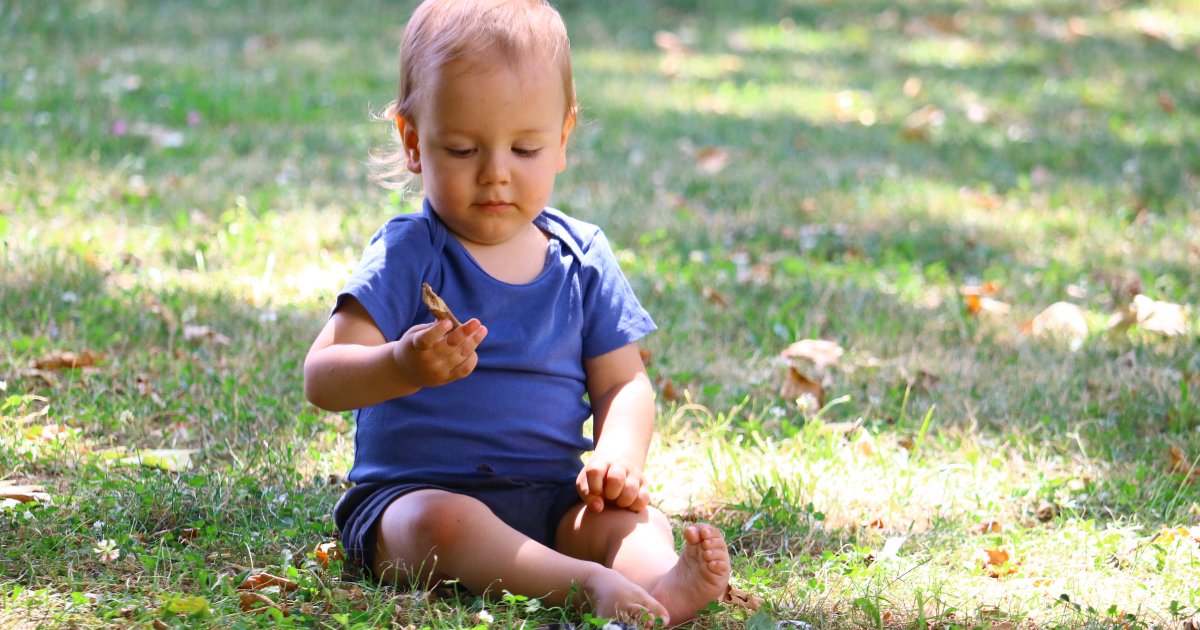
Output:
(556, 115), (575, 173)
(396, 115), (422, 174)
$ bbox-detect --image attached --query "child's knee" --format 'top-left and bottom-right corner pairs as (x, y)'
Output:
(388, 490), (490, 549)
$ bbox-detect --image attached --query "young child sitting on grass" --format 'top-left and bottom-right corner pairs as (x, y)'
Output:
(303, 0), (730, 625)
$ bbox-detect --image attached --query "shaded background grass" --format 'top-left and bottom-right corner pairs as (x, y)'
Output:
(2, 0), (1199, 627)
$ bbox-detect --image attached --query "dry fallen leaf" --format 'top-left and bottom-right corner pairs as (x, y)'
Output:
(1026, 301), (1089, 348)
(421, 283), (462, 329)
(1035, 500), (1058, 522)
(978, 547), (1017, 577)
(972, 519), (1004, 535)
(1168, 445), (1200, 479)
(695, 146), (731, 175)
(0, 484), (51, 504)
(853, 433), (878, 458)
(781, 367), (825, 410)
(34, 350), (102, 370)
(237, 572), (299, 593)
(780, 339), (844, 370)
(239, 592), (288, 616)
(1158, 91), (1177, 114)
(314, 541), (345, 570)
(702, 285), (731, 308)
(723, 585), (763, 610)
(1131, 294), (1189, 336)
(901, 104), (945, 141)
(1150, 526), (1192, 545)
(961, 285), (1011, 317)
(183, 325), (230, 345)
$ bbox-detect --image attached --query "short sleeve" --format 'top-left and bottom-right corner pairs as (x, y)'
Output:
(336, 216), (436, 342)
(579, 230), (657, 359)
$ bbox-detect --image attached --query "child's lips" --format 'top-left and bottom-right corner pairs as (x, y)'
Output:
(476, 200), (513, 211)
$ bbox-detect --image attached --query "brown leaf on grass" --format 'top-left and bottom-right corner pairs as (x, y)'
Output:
(314, 541), (345, 570)
(34, 350), (103, 370)
(183, 325), (230, 345)
(1025, 302), (1089, 348)
(960, 187), (1002, 211)
(901, 105), (945, 141)
(0, 484), (50, 504)
(978, 547), (1018, 577)
(239, 592), (288, 616)
(657, 377), (685, 403)
(853, 433), (878, 458)
(702, 285), (731, 308)
(1130, 295), (1189, 336)
(780, 339), (844, 370)
(237, 572), (299, 593)
(781, 367), (824, 410)
(1035, 500), (1058, 522)
(1168, 445), (1200, 480)
(653, 30), (689, 55)
(1158, 92), (1177, 114)
(723, 585), (763, 611)
(695, 146), (731, 175)
(972, 519), (1004, 535)
(961, 285), (1011, 317)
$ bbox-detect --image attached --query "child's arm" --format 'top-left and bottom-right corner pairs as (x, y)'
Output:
(303, 296), (487, 411)
(577, 342), (656, 513)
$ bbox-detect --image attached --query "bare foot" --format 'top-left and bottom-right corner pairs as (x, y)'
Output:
(649, 524), (731, 625)
(582, 566), (671, 627)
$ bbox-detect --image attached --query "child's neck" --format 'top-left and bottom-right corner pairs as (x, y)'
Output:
(457, 224), (550, 285)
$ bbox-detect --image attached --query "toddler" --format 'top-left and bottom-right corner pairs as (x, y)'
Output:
(303, 0), (730, 624)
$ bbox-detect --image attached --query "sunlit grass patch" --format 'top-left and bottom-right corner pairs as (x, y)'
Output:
(3, 0), (1199, 628)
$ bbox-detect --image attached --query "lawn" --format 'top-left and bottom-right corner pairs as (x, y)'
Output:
(2, 0), (1198, 628)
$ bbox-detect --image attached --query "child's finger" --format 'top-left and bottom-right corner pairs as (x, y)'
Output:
(412, 318), (452, 350)
(603, 466), (627, 500)
(630, 485), (651, 512)
(614, 479), (641, 508)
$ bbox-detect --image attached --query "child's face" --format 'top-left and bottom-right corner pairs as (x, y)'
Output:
(400, 55), (573, 248)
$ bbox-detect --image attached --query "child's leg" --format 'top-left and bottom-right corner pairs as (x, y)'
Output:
(555, 505), (731, 625)
(373, 489), (671, 623)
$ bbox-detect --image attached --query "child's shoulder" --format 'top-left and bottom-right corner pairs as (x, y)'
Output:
(367, 208), (442, 252)
(539, 207), (609, 257)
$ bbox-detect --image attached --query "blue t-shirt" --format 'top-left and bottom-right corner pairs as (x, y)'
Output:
(337, 200), (657, 484)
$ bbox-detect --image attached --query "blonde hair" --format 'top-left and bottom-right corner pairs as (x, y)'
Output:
(371, 0), (578, 189)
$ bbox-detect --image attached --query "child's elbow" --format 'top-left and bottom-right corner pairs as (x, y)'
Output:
(302, 357), (331, 410)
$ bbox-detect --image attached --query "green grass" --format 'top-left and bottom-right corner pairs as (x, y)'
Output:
(3, 0), (1199, 627)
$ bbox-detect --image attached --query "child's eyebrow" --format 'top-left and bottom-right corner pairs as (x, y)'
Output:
(437, 125), (558, 137)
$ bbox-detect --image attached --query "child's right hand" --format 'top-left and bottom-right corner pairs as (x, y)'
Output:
(392, 317), (487, 389)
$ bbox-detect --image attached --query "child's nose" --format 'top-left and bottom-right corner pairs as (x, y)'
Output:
(478, 151), (510, 185)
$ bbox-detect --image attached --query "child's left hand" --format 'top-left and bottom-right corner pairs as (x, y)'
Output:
(576, 455), (651, 513)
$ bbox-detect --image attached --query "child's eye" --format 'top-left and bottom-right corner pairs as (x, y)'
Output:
(513, 147), (542, 158)
(446, 147), (474, 158)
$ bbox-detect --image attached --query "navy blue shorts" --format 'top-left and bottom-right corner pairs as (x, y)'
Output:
(334, 475), (582, 578)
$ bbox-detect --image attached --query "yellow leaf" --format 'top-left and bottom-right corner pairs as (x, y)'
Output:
(162, 596), (209, 615)
(99, 448), (198, 471)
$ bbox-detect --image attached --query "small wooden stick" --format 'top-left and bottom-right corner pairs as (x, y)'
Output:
(421, 283), (462, 329)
